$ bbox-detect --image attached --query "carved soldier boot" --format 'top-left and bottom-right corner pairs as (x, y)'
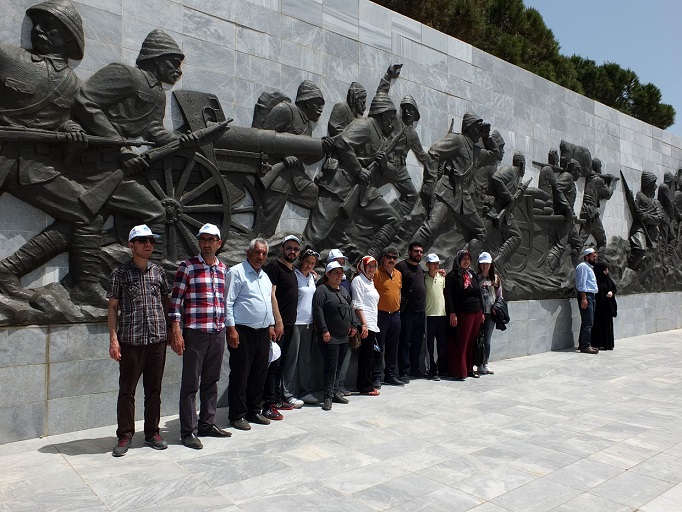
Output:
(494, 238), (518, 271)
(0, 224), (70, 302)
(68, 223), (108, 309)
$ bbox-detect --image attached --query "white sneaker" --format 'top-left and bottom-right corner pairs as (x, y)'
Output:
(483, 364), (494, 375)
(298, 393), (318, 405)
(286, 396), (304, 408)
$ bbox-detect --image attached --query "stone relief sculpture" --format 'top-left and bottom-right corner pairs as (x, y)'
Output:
(256, 81), (332, 237)
(412, 112), (499, 257)
(0, 3), (681, 325)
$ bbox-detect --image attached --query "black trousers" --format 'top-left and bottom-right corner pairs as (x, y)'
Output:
(227, 325), (270, 421)
(425, 316), (448, 376)
(117, 341), (167, 440)
(262, 324), (293, 408)
(179, 328), (226, 436)
(356, 330), (377, 392)
(319, 340), (349, 399)
(374, 310), (401, 382)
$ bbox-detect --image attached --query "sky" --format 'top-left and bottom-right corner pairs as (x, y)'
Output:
(523, 0), (682, 138)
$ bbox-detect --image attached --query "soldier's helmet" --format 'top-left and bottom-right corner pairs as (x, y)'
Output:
(368, 92), (396, 116)
(295, 80), (324, 104)
(136, 29), (184, 65)
(399, 95), (420, 121)
(27, 0), (85, 60)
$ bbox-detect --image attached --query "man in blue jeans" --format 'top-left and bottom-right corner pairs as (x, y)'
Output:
(575, 247), (599, 354)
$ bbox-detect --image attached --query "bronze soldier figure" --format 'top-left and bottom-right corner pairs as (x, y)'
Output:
(579, 158), (617, 250)
(628, 171), (663, 270)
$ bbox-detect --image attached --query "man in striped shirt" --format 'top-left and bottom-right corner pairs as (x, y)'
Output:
(108, 224), (171, 457)
(169, 223), (231, 449)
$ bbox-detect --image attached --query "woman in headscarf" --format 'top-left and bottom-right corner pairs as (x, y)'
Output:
(444, 248), (485, 380)
(591, 261), (617, 350)
(351, 256), (381, 396)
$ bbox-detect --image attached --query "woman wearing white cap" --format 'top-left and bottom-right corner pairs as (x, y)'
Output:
(312, 261), (359, 410)
(477, 252), (502, 375)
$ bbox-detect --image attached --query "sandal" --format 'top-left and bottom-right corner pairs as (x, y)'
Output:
(361, 388), (380, 396)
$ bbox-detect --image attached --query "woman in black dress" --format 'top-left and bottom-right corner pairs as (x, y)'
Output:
(591, 261), (617, 350)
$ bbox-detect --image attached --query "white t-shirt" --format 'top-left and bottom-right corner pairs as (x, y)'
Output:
(351, 273), (380, 332)
(295, 269), (316, 325)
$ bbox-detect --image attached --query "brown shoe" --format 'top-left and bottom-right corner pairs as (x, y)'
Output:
(580, 346), (599, 354)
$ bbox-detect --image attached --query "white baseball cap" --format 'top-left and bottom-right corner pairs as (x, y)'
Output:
(196, 223), (221, 238)
(328, 248), (346, 262)
(478, 252), (493, 264)
(128, 224), (161, 241)
(581, 247), (596, 257)
(281, 234), (302, 245)
(325, 261), (344, 274)
(425, 253), (440, 263)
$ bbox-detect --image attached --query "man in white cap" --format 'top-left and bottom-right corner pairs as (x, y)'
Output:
(575, 247), (599, 354)
(169, 223), (231, 449)
(107, 225), (171, 457)
(261, 234), (304, 420)
(424, 253), (447, 380)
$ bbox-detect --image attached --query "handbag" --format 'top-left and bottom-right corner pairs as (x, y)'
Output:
(349, 331), (362, 350)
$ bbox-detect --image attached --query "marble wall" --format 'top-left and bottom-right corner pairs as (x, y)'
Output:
(2, 291), (681, 443)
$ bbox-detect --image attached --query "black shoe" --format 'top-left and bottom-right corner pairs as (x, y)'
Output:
(246, 413), (271, 425)
(145, 433), (168, 450)
(198, 424), (232, 437)
(384, 376), (405, 386)
(112, 435), (132, 457)
(372, 380), (382, 390)
(181, 433), (203, 450)
(430, 374), (441, 381)
(333, 392), (349, 404)
(261, 406), (283, 421)
(399, 374), (411, 384)
(322, 398), (332, 411)
(468, 372), (480, 378)
(231, 418), (251, 431)
(409, 370), (425, 379)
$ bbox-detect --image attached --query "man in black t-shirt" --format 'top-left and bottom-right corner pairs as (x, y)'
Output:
(262, 235), (303, 420)
(395, 241), (427, 381)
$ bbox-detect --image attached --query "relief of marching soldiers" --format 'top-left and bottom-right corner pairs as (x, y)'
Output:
(1, 0), (680, 318)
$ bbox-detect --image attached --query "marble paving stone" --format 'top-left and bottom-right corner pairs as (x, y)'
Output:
(587, 441), (658, 470)
(491, 478), (582, 512)
(453, 465), (537, 501)
(551, 493), (636, 512)
(544, 458), (623, 492)
(590, 471), (675, 508)
(351, 473), (443, 511)
(630, 453), (682, 484)
(639, 482), (682, 512)
(387, 486), (484, 512)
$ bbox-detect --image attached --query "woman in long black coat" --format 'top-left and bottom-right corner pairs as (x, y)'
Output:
(591, 261), (617, 350)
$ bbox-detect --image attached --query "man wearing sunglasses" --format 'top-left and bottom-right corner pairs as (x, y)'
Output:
(107, 224), (171, 457)
(373, 246), (404, 388)
(169, 223), (231, 449)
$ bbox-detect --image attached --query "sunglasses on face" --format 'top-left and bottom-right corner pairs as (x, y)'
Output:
(133, 237), (156, 245)
(384, 255), (398, 260)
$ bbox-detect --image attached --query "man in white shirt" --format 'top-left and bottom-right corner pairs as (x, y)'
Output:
(575, 247), (599, 354)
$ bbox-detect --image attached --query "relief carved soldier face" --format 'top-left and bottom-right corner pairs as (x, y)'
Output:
(401, 104), (418, 126)
(353, 92), (367, 117)
(379, 110), (396, 136)
(150, 54), (183, 85)
(302, 97), (325, 122)
(30, 11), (73, 57)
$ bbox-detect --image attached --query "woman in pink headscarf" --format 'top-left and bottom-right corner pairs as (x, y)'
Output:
(351, 256), (381, 395)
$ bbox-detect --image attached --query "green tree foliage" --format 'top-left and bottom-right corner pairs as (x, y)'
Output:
(373, 0), (675, 128)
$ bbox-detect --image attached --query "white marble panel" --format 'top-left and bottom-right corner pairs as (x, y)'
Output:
(323, 0), (359, 40)
(282, 0), (323, 27)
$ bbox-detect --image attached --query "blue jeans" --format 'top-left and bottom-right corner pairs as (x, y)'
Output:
(577, 293), (595, 349)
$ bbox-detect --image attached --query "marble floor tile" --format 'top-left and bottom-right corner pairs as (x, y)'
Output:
(386, 486), (484, 512)
(630, 453), (682, 483)
(491, 479), (581, 511)
(452, 464), (537, 501)
(351, 473), (444, 511)
(589, 471), (675, 508)
(587, 440), (658, 469)
(543, 458), (623, 491)
(639, 481), (682, 512)
(551, 492), (636, 512)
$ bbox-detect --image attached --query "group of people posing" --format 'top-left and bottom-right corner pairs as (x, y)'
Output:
(107, 226), (508, 457)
